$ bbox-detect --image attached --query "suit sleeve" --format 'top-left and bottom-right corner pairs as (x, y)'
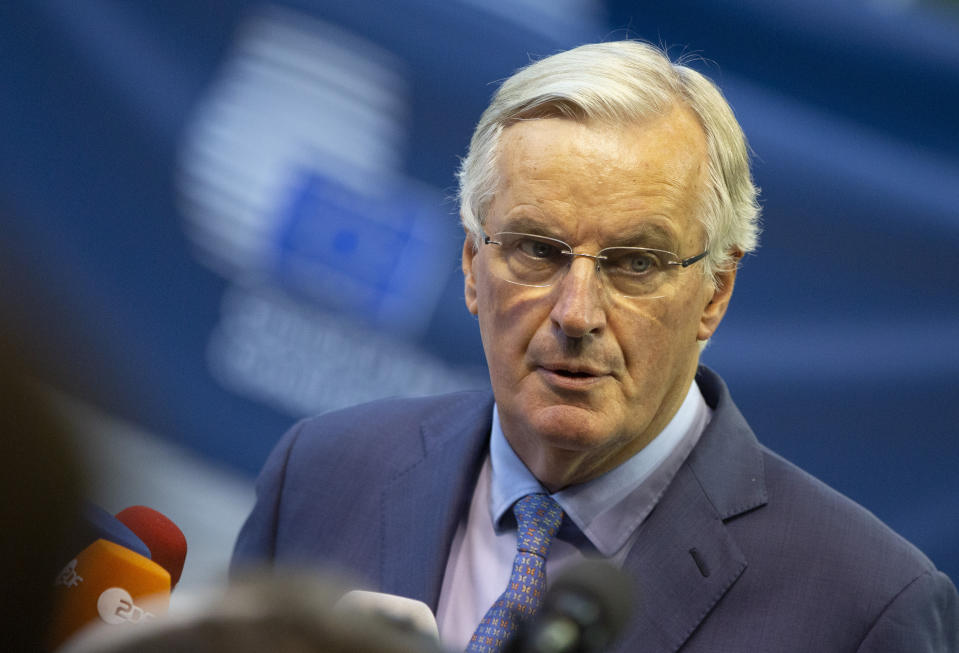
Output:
(856, 569), (959, 652)
(229, 420), (307, 576)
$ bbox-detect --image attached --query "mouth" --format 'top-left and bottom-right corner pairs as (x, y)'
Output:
(551, 369), (596, 379)
(540, 362), (606, 376)
(537, 364), (608, 388)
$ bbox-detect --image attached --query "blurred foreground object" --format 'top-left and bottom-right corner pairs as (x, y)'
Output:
(48, 504), (187, 650)
(63, 571), (443, 653)
(0, 340), (84, 652)
(115, 506), (188, 588)
(505, 559), (633, 653)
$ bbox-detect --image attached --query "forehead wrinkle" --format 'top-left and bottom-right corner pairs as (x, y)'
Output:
(499, 214), (566, 239)
(493, 113), (708, 247)
(605, 222), (678, 249)
(496, 174), (692, 248)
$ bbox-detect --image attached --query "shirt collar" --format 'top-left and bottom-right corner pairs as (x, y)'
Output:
(488, 380), (712, 557)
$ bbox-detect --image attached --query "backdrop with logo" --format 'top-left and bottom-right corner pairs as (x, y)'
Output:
(2, 0), (957, 582)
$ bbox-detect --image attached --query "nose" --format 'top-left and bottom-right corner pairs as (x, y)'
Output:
(548, 256), (608, 338)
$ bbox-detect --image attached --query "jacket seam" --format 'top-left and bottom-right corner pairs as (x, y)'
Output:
(854, 569), (934, 651)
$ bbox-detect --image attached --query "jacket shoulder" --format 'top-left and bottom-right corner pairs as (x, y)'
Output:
(285, 390), (493, 464)
(726, 445), (956, 644)
(232, 390), (493, 573)
(759, 445), (936, 577)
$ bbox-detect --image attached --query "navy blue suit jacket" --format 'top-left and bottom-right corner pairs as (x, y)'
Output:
(233, 367), (958, 651)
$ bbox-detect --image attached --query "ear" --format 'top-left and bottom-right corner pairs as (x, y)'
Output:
(697, 250), (742, 341)
(462, 235), (479, 316)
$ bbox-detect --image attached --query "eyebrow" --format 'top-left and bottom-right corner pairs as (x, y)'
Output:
(497, 215), (561, 239)
(497, 216), (680, 250)
(606, 223), (679, 250)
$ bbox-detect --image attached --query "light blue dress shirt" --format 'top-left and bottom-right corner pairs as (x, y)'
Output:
(435, 381), (712, 651)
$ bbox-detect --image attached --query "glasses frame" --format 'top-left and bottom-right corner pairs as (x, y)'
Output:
(481, 231), (709, 298)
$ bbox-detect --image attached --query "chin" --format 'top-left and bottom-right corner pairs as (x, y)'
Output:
(528, 404), (623, 452)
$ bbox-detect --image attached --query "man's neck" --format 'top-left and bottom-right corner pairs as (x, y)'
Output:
(504, 376), (697, 492)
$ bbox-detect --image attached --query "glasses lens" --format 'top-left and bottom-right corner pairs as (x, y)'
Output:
(484, 233), (688, 298)
(600, 247), (675, 297)
(489, 232), (570, 286)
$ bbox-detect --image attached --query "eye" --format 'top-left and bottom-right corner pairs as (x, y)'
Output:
(601, 248), (670, 276)
(618, 251), (662, 275)
(517, 237), (561, 259)
(627, 254), (653, 273)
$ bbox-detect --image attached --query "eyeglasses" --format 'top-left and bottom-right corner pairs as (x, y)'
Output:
(482, 231), (708, 299)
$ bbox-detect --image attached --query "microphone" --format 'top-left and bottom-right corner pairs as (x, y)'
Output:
(505, 559), (633, 653)
(334, 590), (440, 642)
(48, 505), (186, 650)
(59, 503), (152, 566)
(115, 506), (187, 588)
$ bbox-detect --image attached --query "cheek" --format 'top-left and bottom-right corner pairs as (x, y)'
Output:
(617, 295), (704, 382)
(475, 282), (549, 369)
(616, 321), (668, 391)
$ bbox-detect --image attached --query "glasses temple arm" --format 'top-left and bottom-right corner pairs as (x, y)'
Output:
(675, 250), (708, 268)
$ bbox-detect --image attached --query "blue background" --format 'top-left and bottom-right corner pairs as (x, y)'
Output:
(2, 0), (957, 584)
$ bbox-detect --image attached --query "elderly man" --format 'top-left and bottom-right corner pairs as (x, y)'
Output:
(233, 41), (958, 652)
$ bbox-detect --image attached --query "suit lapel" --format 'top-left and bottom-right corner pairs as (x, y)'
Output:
(380, 392), (493, 610)
(612, 368), (767, 652)
(377, 368), (765, 650)
(612, 463), (748, 652)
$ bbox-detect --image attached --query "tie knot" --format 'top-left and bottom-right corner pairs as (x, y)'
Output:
(513, 494), (563, 558)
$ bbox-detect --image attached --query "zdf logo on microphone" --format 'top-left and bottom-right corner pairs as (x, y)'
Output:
(55, 559), (83, 588)
(97, 588), (156, 625)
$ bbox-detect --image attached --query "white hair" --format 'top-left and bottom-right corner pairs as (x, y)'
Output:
(457, 40), (761, 282)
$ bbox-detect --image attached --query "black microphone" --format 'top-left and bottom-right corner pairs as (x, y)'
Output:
(505, 559), (633, 653)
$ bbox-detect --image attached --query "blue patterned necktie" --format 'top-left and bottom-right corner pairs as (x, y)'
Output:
(466, 493), (564, 653)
